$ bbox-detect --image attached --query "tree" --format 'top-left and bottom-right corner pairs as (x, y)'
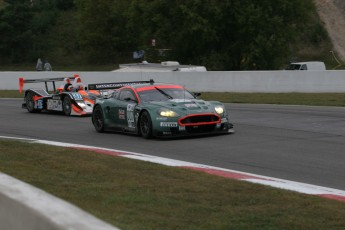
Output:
(75, 0), (131, 62)
(0, 0), (325, 70)
(0, 0), (65, 63)
(232, 0), (314, 70)
(126, 0), (316, 70)
(0, 0), (34, 62)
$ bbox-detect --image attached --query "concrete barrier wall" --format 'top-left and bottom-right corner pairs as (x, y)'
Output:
(1, 70), (345, 92)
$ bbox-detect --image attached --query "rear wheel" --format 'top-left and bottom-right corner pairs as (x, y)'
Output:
(63, 97), (72, 116)
(92, 106), (105, 132)
(25, 92), (39, 113)
(139, 111), (153, 139)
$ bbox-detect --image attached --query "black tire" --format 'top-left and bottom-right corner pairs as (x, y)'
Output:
(63, 96), (72, 116)
(139, 111), (153, 139)
(25, 92), (39, 113)
(92, 106), (105, 132)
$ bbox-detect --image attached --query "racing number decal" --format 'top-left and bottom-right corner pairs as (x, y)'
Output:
(127, 104), (135, 128)
(71, 93), (83, 100)
(35, 100), (43, 109)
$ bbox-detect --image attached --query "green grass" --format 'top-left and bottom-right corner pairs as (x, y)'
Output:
(200, 92), (345, 107)
(0, 90), (23, 98)
(3, 90), (345, 107)
(1, 140), (345, 229)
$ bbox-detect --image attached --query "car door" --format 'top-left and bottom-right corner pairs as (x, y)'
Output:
(111, 89), (138, 130)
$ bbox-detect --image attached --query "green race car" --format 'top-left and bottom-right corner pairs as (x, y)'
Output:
(90, 80), (234, 138)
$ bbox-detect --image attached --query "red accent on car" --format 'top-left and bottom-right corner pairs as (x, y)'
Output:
(33, 95), (43, 101)
(136, 85), (183, 92)
(72, 104), (85, 115)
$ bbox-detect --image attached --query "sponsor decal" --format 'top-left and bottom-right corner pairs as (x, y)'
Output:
(47, 99), (62, 111)
(34, 100), (43, 109)
(52, 96), (60, 100)
(127, 104), (135, 112)
(170, 99), (192, 103)
(221, 118), (228, 123)
(184, 103), (198, 108)
(127, 104), (135, 128)
(118, 109), (125, 119)
(156, 117), (168, 121)
(127, 110), (135, 128)
(160, 122), (178, 127)
(95, 83), (129, 89)
(92, 81), (150, 90)
(179, 126), (186, 131)
(71, 93), (83, 100)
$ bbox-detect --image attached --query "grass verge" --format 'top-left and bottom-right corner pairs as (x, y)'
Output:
(1, 140), (345, 229)
(0, 90), (23, 98)
(201, 92), (345, 107)
(2, 90), (345, 107)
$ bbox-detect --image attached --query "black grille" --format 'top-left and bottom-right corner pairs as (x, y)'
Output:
(179, 114), (220, 125)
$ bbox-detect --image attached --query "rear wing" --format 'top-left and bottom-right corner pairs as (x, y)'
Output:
(88, 79), (154, 90)
(19, 75), (77, 93)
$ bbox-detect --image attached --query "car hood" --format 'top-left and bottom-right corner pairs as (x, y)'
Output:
(145, 99), (218, 114)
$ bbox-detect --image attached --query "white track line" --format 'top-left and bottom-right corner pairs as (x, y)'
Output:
(2, 135), (345, 202)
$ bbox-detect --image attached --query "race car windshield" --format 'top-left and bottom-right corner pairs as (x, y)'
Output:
(154, 87), (173, 99)
(138, 88), (195, 102)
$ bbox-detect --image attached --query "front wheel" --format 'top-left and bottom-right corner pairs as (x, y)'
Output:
(139, 111), (153, 139)
(92, 106), (105, 132)
(63, 97), (72, 116)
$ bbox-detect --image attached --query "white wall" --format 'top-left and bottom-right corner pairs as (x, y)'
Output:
(1, 70), (345, 92)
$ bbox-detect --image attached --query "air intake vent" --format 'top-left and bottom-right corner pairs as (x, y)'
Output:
(179, 114), (220, 125)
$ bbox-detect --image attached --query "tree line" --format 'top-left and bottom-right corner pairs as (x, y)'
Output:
(0, 0), (329, 70)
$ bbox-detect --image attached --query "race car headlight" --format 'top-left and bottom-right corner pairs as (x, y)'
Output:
(215, 106), (224, 114)
(158, 109), (179, 117)
(77, 102), (86, 109)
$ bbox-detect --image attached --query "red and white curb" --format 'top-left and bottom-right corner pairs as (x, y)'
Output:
(2, 135), (345, 203)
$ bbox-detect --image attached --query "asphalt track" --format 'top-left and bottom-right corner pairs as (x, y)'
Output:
(1, 98), (345, 191)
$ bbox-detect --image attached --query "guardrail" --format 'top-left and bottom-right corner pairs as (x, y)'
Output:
(1, 70), (345, 92)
